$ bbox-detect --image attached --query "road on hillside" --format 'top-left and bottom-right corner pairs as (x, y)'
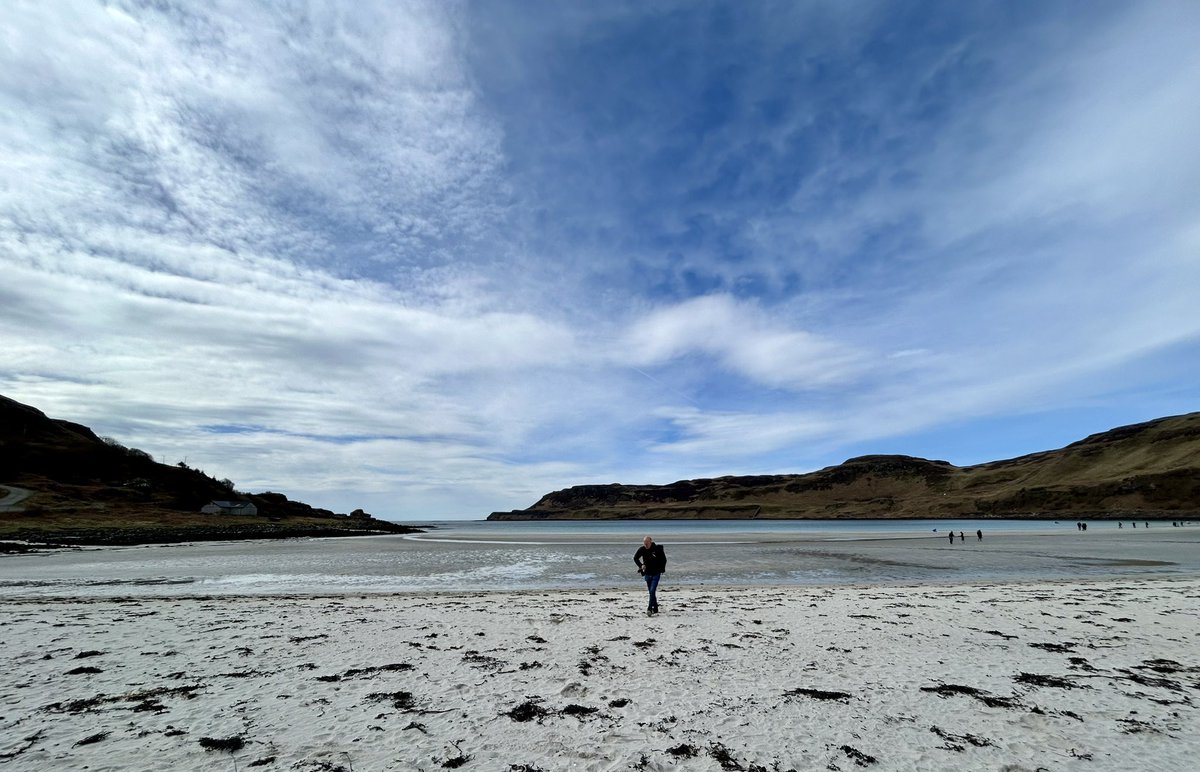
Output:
(0, 485), (32, 512)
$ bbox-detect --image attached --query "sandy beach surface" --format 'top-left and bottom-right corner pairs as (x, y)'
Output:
(2, 577), (1198, 771)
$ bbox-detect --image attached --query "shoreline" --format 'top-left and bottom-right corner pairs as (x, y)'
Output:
(5, 569), (1200, 604)
(3, 575), (1198, 770)
(4, 527), (1199, 599)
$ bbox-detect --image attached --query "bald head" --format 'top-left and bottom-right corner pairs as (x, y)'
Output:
(643, 536), (653, 548)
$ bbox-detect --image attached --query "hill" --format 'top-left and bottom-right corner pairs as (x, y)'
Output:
(489, 413), (1200, 521)
(0, 394), (417, 545)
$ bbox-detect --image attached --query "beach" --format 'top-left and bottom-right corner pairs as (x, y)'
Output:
(3, 575), (1198, 771)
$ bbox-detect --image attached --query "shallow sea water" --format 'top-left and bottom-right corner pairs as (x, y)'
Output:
(1, 518), (1197, 597)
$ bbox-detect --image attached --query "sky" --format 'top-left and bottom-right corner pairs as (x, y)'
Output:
(3, 1), (1199, 520)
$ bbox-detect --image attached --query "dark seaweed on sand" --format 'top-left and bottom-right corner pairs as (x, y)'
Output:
(561, 704), (598, 717)
(504, 699), (549, 722)
(1028, 642), (1075, 653)
(840, 744), (877, 766)
(930, 725), (995, 752)
(442, 747), (472, 768)
(919, 683), (1022, 709)
(199, 736), (244, 752)
(783, 687), (851, 702)
(368, 690), (418, 710)
(45, 684), (201, 714)
(73, 732), (109, 747)
(1014, 672), (1086, 689)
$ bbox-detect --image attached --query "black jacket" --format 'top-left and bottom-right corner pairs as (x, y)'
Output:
(634, 543), (667, 575)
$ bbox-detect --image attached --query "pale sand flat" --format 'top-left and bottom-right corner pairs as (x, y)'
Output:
(1, 578), (1198, 771)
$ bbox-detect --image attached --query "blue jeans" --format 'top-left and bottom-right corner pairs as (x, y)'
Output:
(644, 573), (660, 610)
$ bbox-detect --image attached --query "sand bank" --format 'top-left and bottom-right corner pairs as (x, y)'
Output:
(2, 577), (1198, 771)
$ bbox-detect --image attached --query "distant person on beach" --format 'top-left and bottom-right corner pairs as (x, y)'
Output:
(948, 532), (954, 544)
(634, 536), (667, 616)
(977, 529), (982, 541)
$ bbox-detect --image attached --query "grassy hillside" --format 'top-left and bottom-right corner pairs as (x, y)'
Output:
(0, 394), (415, 544)
(489, 413), (1200, 520)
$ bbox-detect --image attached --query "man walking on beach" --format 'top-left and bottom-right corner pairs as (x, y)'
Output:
(634, 536), (667, 616)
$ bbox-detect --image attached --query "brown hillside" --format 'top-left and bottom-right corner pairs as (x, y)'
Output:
(0, 394), (415, 544)
(489, 413), (1200, 520)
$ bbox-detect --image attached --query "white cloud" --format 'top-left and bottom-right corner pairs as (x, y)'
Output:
(2, 2), (1198, 517)
(624, 295), (866, 390)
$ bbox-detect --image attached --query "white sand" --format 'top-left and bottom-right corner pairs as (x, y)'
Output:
(2, 577), (1198, 771)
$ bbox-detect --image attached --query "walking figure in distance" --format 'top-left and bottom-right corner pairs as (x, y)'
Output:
(634, 535), (667, 616)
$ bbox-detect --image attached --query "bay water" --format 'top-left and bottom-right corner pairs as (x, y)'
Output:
(1, 518), (1197, 598)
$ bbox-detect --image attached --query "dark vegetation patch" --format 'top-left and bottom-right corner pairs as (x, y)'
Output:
(578, 644), (609, 676)
(216, 669), (270, 678)
(0, 731), (43, 761)
(708, 742), (749, 771)
(1029, 642), (1075, 653)
(1137, 658), (1199, 675)
(441, 744), (472, 769)
(666, 744), (698, 758)
(73, 732), (109, 747)
(1116, 670), (1188, 692)
(291, 761), (350, 772)
(1014, 672), (1086, 689)
(199, 736), (244, 752)
(320, 662), (414, 681)
(783, 687), (851, 702)
(45, 684), (201, 714)
(561, 704), (598, 717)
(930, 726), (995, 752)
(608, 698), (629, 708)
(504, 699), (549, 723)
(1118, 717), (1162, 734)
(840, 745), (877, 767)
(462, 651), (504, 670)
(368, 690), (417, 710)
(920, 683), (1022, 709)
(73, 650), (105, 658)
(65, 666), (103, 675)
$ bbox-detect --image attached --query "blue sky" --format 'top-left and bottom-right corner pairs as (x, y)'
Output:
(3, 1), (1198, 519)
